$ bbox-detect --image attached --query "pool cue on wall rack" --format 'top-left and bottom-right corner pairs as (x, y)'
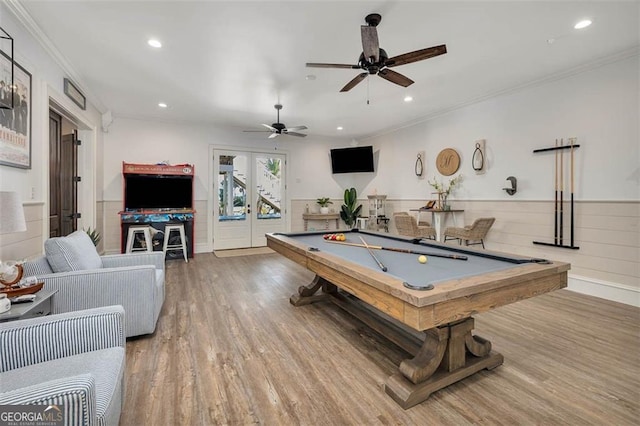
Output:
(559, 138), (564, 245)
(553, 139), (558, 244)
(570, 138), (575, 247)
(359, 236), (388, 272)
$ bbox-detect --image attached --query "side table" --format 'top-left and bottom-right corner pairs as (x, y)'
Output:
(0, 288), (57, 323)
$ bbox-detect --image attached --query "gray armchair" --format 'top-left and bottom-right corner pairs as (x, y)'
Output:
(0, 305), (126, 426)
(22, 230), (165, 337)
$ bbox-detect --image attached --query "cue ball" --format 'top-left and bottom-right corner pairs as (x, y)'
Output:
(418, 255), (427, 264)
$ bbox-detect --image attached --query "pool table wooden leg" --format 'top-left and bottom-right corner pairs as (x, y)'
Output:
(385, 318), (504, 409)
(290, 275), (337, 306)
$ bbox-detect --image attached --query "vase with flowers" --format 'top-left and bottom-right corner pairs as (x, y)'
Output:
(428, 175), (463, 210)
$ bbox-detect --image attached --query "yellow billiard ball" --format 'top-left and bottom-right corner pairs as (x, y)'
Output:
(418, 255), (427, 264)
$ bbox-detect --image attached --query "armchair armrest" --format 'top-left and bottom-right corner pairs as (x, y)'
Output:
(101, 252), (165, 271)
(0, 306), (125, 372)
(0, 374), (96, 423)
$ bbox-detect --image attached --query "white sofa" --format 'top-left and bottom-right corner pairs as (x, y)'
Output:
(22, 230), (165, 337)
(0, 306), (126, 426)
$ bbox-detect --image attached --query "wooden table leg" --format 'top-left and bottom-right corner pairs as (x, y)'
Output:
(385, 318), (504, 409)
(290, 275), (337, 306)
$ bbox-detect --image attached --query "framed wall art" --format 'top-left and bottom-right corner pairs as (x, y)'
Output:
(0, 49), (31, 169)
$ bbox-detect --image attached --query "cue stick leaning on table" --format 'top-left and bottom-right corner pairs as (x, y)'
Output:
(325, 239), (468, 260)
(359, 236), (388, 272)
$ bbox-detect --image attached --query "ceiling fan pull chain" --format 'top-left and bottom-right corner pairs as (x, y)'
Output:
(367, 74), (370, 105)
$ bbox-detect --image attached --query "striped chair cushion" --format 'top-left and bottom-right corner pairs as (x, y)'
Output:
(0, 347), (125, 426)
(45, 230), (102, 273)
(22, 256), (54, 276)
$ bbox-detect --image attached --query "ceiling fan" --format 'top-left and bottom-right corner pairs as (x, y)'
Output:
(243, 104), (307, 138)
(306, 13), (447, 92)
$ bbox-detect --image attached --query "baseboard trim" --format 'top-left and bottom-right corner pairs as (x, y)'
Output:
(568, 274), (639, 307)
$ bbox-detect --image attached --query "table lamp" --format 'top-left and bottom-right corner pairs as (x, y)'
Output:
(0, 191), (27, 234)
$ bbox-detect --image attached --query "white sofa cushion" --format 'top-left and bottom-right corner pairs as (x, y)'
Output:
(45, 230), (103, 272)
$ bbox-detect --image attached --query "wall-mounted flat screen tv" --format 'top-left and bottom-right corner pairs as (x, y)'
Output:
(330, 146), (375, 174)
(124, 174), (193, 210)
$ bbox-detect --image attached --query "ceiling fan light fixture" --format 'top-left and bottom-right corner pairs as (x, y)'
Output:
(574, 19), (592, 29)
(147, 39), (162, 48)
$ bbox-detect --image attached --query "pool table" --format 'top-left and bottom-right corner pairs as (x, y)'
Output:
(266, 229), (570, 408)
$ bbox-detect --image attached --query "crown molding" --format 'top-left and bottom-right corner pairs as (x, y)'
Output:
(5, 0), (107, 113)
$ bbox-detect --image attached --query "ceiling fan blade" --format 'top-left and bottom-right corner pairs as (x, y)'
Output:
(285, 132), (307, 138)
(285, 125), (307, 132)
(361, 25), (379, 63)
(243, 130), (271, 133)
(378, 68), (414, 87)
(340, 72), (368, 92)
(262, 123), (276, 131)
(306, 63), (360, 69)
(385, 44), (447, 67)
(268, 132), (279, 139)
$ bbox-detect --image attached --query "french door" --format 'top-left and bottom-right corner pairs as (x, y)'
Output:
(212, 149), (287, 250)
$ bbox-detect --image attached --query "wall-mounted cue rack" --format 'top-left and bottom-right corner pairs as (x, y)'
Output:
(532, 138), (580, 250)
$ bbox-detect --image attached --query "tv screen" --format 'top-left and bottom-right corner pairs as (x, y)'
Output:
(330, 146), (375, 174)
(125, 175), (193, 210)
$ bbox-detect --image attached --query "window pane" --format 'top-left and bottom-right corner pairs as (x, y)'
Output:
(256, 156), (282, 220)
(218, 154), (247, 221)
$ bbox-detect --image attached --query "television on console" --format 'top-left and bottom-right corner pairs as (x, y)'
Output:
(330, 146), (375, 174)
(124, 174), (193, 210)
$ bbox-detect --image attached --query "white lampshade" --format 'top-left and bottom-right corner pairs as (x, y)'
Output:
(0, 191), (27, 234)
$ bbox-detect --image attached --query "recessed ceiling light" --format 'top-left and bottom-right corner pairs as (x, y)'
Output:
(404, 96), (413, 102)
(336, 126), (343, 131)
(148, 39), (162, 48)
(158, 103), (167, 108)
(305, 74), (316, 80)
(574, 19), (592, 30)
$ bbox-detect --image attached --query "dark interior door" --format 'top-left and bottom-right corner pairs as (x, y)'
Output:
(61, 133), (78, 235)
(49, 110), (61, 237)
(49, 109), (78, 237)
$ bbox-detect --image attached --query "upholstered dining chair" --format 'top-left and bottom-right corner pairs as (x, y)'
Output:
(443, 217), (496, 248)
(393, 212), (437, 240)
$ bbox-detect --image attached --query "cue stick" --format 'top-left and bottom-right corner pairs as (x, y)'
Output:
(554, 139), (558, 245)
(359, 236), (388, 272)
(325, 239), (468, 260)
(559, 138), (564, 245)
(570, 138), (575, 247)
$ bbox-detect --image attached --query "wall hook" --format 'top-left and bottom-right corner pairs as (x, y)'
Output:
(503, 176), (517, 195)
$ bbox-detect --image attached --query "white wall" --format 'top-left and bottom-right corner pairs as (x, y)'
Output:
(1, 4), (103, 259)
(364, 54), (639, 202)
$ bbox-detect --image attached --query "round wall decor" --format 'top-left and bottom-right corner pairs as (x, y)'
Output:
(436, 148), (461, 176)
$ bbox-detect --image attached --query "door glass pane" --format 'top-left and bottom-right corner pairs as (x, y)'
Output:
(218, 154), (247, 221)
(256, 156), (282, 220)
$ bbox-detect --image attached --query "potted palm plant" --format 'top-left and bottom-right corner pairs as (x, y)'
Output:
(316, 197), (332, 214)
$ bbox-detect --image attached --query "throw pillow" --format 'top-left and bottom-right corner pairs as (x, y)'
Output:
(45, 230), (102, 272)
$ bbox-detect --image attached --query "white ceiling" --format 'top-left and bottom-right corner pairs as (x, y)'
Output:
(14, 1), (640, 140)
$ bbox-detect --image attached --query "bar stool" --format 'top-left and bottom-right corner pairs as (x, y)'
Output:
(163, 223), (188, 262)
(126, 226), (153, 253)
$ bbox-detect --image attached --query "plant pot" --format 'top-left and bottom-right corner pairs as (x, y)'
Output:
(320, 207), (329, 214)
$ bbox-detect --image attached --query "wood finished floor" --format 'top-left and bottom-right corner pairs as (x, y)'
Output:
(121, 253), (640, 425)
